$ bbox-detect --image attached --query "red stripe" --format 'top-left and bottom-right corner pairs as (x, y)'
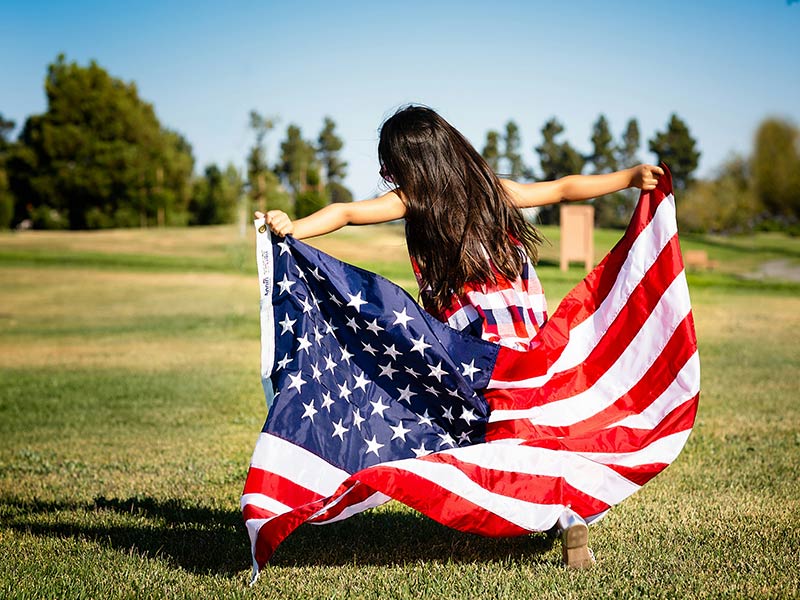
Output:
(242, 503), (276, 522)
(306, 482), (376, 523)
(605, 462), (670, 486)
(486, 315), (699, 441)
(242, 466), (324, 506)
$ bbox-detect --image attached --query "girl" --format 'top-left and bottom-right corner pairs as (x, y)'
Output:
(257, 105), (664, 568)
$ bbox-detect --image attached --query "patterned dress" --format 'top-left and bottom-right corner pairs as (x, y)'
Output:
(411, 247), (548, 351)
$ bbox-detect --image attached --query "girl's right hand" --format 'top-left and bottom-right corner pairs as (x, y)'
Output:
(255, 210), (294, 237)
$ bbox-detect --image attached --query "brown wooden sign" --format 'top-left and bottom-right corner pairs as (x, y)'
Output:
(560, 204), (595, 272)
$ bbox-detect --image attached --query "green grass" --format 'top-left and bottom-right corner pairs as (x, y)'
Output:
(1, 224), (799, 598)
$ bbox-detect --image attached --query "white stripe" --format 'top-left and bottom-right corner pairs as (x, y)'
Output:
(255, 219), (276, 384)
(384, 457), (564, 532)
(611, 351), (700, 430)
(489, 271), (691, 425)
(241, 492), (292, 515)
(311, 492), (392, 525)
(579, 430), (693, 467)
(245, 517), (274, 557)
(435, 442), (639, 505)
(490, 195), (677, 389)
(249, 432), (349, 496)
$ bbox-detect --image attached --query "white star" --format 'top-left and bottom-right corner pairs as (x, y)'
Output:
(296, 334), (312, 353)
(299, 297), (313, 314)
(397, 384), (416, 403)
(411, 442), (431, 458)
(461, 360), (480, 380)
(362, 341), (378, 356)
(323, 354), (337, 372)
(370, 397), (390, 418)
(323, 320), (337, 335)
(276, 353), (293, 370)
(364, 435), (384, 457)
(340, 346), (353, 363)
(331, 418), (349, 441)
(346, 316), (361, 332)
(438, 432), (456, 448)
(277, 275), (295, 295)
(392, 308), (414, 328)
(384, 344), (401, 360)
(365, 319), (384, 335)
(338, 382), (352, 400)
(288, 372), (306, 393)
(442, 406), (455, 423)
(378, 362), (398, 380)
(328, 292), (343, 307)
(389, 420), (411, 441)
(428, 361), (446, 382)
(404, 366), (420, 378)
(301, 400), (317, 421)
(277, 241), (290, 255)
(279, 314), (296, 335)
(457, 430), (473, 445)
(354, 372), (370, 392)
(447, 388), (462, 399)
(310, 362), (322, 381)
(423, 384), (440, 397)
(320, 392), (335, 411)
(313, 327), (324, 343)
(460, 406), (477, 424)
(295, 266), (307, 280)
(410, 334), (432, 356)
(346, 292), (368, 312)
(417, 410), (433, 427)
(310, 267), (324, 281)
(352, 408), (365, 429)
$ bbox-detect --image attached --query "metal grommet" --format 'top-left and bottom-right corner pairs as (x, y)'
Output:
(258, 224), (267, 233)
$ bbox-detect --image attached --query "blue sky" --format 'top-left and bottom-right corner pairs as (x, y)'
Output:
(2, 0), (799, 199)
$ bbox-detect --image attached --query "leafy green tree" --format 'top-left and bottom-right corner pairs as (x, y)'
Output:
(648, 114), (700, 191)
(0, 113), (15, 228)
(317, 117), (352, 203)
(278, 124), (318, 196)
(7, 55), (194, 229)
(188, 163), (242, 226)
(535, 118), (585, 181)
(588, 115), (617, 174)
(618, 118), (640, 168)
(504, 121), (525, 179)
(750, 117), (800, 224)
(246, 110), (291, 215)
(482, 130), (501, 171)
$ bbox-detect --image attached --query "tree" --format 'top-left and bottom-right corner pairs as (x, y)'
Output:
(482, 130), (501, 172)
(246, 110), (291, 215)
(617, 118), (640, 168)
(648, 114), (700, 191)
(750, 117), (800, 224)
(588, 115), (617, 174)
(278, 124), (319, 196)
(0, 113), (15, 228)
(504, 121), (525, 179)
(317, 117), (352, 203)
(534, 118), (585, 224)
(6, 55), (194, 229)
(188, 163), (242, 226)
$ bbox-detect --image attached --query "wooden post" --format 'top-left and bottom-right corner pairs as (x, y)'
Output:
(559, 204), (595, 272)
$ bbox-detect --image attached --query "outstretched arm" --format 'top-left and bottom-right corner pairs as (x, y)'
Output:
(501, 164), (664, 208)
(256, 190), (406, 239)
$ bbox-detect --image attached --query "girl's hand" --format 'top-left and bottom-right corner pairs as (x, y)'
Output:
(629, 164), (665, 190)
(255, 210), (294, 237)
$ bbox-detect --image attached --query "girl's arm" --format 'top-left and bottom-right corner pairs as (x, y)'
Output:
(501, 164), (664, 208)
(257, 190), (406, 239)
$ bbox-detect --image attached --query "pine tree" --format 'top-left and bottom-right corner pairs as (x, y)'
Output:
(482, 130), (501, 172)
(504, 121), (525, 179)
(648, 114), (700, 191)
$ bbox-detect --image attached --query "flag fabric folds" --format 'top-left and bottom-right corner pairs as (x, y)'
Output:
(242, 167), (699, 579)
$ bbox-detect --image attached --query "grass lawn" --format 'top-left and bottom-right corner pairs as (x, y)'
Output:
(1, 223), (799, 599)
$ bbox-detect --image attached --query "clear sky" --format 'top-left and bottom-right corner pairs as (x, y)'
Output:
(2, 0), (799, 200)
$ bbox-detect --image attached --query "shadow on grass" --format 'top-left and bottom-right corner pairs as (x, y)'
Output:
(2, 496), (556, 575)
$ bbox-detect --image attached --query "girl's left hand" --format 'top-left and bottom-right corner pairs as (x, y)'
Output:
(629, 164), (664, 190)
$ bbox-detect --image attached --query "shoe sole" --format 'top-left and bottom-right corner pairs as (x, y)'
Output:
(561, 522), (595, 569)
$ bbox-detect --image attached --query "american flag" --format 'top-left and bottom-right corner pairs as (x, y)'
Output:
(242, 167), (699, 579)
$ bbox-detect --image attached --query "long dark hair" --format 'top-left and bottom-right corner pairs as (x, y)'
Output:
(378, 105), (543, 312)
